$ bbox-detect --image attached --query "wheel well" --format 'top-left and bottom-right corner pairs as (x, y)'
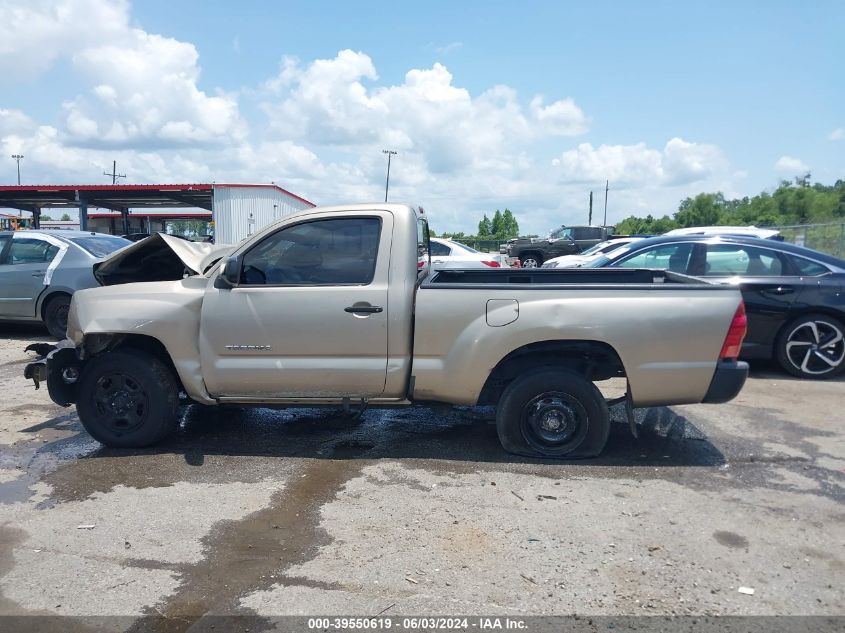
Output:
(519, 250), (543, 261)
(39, 291), (71, 320)
(84, 333), (185, 393)
(477, 340), (626, 405)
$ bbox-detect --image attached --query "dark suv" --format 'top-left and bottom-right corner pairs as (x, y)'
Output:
(505, 225), (612, 267)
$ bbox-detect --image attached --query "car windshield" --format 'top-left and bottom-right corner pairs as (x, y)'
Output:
(70, 235), (132, 257)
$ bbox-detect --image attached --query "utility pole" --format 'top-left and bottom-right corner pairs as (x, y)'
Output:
(104, 160), (126, 185)
(382, 149), (397, 202)
(588, 191), (593, 225)
(603, 180), (609, 227)
(11, 154), (23, 185)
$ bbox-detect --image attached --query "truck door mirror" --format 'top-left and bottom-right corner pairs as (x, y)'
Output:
(215, 256), (241, 288)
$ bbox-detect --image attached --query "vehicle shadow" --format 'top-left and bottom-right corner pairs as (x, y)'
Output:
(0, 323), (53, 342)
(48, 402), (725, 469)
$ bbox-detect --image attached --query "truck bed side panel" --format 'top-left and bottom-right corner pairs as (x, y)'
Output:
(412, 286), (741, 407)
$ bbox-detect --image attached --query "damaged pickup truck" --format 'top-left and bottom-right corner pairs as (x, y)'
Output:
(25, 204), (748, 458)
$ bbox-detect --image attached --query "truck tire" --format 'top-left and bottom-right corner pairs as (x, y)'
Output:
(76, 350), (179, 448)
(43, 294), (71, 340)
(775, 313), (845, 379)
(496, 369), (609, 458)
(519, 254), (543, 268)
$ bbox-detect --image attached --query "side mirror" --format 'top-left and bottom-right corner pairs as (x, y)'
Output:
(215, 256), (241, 289)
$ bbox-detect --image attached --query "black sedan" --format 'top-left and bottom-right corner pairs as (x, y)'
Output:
(587, 235), (845, 379)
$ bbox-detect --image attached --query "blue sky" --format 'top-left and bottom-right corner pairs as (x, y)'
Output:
(1, 0), (842, 234)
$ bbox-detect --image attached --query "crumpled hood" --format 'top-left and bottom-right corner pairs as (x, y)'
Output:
(93, 233), (232, 286)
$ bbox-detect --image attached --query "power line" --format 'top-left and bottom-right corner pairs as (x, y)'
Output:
(382, 149), (397, 202)
(104, 160), (126, 185)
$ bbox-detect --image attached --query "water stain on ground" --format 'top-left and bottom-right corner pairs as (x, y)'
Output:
(713, 530), (750, 549)
(126, 458), (362, 633)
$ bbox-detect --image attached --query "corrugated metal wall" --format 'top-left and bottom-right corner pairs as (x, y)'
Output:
(212, 185), (313, 244)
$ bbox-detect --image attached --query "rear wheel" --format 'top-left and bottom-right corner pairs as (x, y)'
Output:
(776, 313), (845, 379)
(43, 294), (71, 340)
(76, 350), (179, 447)
(496, 369), (609, 458)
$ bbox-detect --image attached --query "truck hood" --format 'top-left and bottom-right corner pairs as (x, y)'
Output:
(93, 233), (232, 286)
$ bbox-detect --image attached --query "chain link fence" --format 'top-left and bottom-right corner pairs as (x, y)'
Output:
(774, 223), (845, 259)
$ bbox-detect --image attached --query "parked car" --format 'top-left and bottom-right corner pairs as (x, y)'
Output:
(26, 204), (747, 458)
(587, 234), (845, 378)
(664, 226), (782, 240)
(542, 237), (645, 268)
(430, 237), (507, 268)
(0, 230), (131, 338)
(505, 225), (614, 267)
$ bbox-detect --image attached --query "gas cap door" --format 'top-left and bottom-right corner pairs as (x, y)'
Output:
(486, 299), (519, 327)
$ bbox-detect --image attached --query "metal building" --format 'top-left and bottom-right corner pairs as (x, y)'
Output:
(0, 183), (315, 244)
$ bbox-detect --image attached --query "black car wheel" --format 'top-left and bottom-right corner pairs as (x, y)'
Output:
(496, 369), (609, 458)
(76, 350), (179, 447)
(43, 294), (71, 340)
(776, 313), (845, 379)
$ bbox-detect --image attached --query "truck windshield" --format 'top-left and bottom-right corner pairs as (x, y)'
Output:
(549, 226), (573, 240)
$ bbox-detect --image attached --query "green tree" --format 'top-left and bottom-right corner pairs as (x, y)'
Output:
(491, 209), (504, 236)
(60, 213), (72, 221)
(39, 214), (53, 221)
(477, 214), (492, 237)
(500, 209), (519, 238)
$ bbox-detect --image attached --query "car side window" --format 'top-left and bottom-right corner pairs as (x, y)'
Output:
(429, 241), (451, 257)
(0, 235), (10, 263)
(788, 255), (829, 276)
(702, 244), (783, 276)
(239, 217), (381, 286)
(8, 238), (59, 265)
(614, 244), (692, 273)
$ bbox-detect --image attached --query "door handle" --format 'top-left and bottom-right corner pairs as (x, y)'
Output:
(762, 286), (795, 295)
(344, 305), (383, 314)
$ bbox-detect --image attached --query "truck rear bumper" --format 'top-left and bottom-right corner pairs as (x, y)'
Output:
(702, 360), (748, 403)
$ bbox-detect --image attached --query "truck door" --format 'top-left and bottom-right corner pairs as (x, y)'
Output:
(199, 213), (390, 399)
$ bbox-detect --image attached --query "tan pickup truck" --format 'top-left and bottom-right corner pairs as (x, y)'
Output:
(25, 204), (748, 458)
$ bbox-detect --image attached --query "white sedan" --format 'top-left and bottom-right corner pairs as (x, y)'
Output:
(542, 237), (644, 268)
(429, 238), (508, 268)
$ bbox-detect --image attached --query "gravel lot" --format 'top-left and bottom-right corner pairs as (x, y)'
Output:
(0, 324), (843, 631)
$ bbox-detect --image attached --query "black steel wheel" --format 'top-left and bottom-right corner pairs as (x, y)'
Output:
(44, 294), (71, 340)
(776, 313), (845, 379)
(77, 350), (179, 447)
(496, 369), (609, 458)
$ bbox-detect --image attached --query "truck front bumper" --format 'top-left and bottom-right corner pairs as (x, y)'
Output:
(702, 360), (748, 404)
(24, 341), (82, 407)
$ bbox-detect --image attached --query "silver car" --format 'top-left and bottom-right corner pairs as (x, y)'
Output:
(0, 230), (131, 338)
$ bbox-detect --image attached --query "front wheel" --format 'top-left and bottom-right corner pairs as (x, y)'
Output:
(496, 369), (609, 458)
(76, 350), (179, 447)
(520, 254), (543, 268)
(776, 314), (845, 379)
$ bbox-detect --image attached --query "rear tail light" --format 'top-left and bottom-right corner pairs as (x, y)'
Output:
(719, 302), (747, 360)
(481, 260), (501, 267)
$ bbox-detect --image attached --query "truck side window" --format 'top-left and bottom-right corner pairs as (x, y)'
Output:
(240, 217), (381, 286)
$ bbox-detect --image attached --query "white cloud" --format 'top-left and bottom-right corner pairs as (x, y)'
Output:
(434, 41), (464, 55)
(774, 155), (810, 174)
(829, 128), (844, 141)
(0, 108), (36, 138)
(551, 137), (727, 186)
(0, 0), (246, 148)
